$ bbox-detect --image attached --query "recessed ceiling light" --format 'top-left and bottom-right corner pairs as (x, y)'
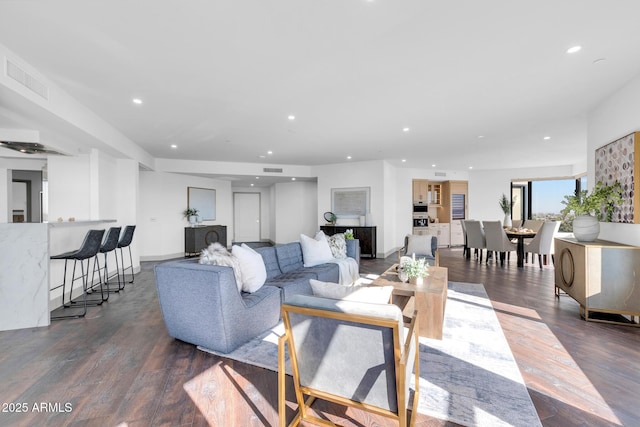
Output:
(401, 159), (406, 162)
(250, 183), (254, 187)
(132, 98), (143, 105)
(567, 46), (581, 54)
(170, 144), (177, 149)
(432, 164), (436, 167)
(255, 177), (260, 180)
(468, 166), (473, 170)
(347, 155), (352, 160)
(403, 127), (410, 132)
(291, 177), (296, 181)
(267, 150), (273, 155)
(288, 115), (295, 120)
(543, 136), (551, 140)
(477, 135), (484, 139)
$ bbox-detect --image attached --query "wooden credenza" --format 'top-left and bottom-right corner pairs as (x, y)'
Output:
(554, 237), (640, 325)
(185, 225), (227, 257)
(320, 226), (377, 258)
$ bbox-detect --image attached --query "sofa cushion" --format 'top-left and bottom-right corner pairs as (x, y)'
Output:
(275, 242), (305, 273)
(300, 232), (333, 267)
(232, 243), (267, 293)
(254, 246), (282, 280)
(264, 271), (315, 301)
(302, 263), (340, 283)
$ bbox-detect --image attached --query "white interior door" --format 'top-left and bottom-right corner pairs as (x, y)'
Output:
(234, 192), (261, 242)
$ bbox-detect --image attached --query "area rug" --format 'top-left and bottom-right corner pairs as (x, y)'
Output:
(198, 282), (541, 427)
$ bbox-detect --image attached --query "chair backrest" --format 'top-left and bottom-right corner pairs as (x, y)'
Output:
(403, 234), (437, 257)
(281, 294), (418, 422)
(100, 227), (122, 253)
(523, 219), (544, 232)
(74, 229), (106, 260)
(526, 221), (560, 254)
(484, 220), (508, 252)
(465, 220), (486, 249)
(117, 225), (136, 248)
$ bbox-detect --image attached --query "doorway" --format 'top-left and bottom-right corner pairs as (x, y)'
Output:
(233, 192), (261, 243)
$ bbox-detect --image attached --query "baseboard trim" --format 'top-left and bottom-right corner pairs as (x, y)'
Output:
(140, 253), (184, 262)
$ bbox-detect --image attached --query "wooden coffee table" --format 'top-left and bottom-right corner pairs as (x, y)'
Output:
(371, 264), (448, 339)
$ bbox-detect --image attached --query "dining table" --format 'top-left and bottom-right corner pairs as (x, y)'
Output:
(505, 228), (537, 267)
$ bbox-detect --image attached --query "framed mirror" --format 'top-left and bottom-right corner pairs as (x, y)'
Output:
(188, 187), (216, 220)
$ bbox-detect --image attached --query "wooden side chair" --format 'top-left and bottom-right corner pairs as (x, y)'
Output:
(279, 294), (420, 427)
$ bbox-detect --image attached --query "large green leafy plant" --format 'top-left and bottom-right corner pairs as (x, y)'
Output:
(560, 181), (623, 222)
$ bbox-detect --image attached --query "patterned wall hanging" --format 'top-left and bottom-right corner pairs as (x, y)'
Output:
(594, 131), (640, 224)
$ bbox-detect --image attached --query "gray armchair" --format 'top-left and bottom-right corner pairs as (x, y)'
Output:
(398, 234), (439, 267)
(279, 294), (419, 427)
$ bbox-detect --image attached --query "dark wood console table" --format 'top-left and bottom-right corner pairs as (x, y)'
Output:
(185, 225), (227, 257)
(320, 225), (377, 258)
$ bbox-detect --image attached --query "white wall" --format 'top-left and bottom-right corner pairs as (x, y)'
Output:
(48, 154), (91, 221)
(314, 161), (386, 254)
(138, 171), (233, 259)
(273, 181), (317, 243)
(588, 73), (640, 245)
(468, 165), (577, 222)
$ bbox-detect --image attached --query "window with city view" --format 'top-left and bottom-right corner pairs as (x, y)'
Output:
(530, 177), (587, 232)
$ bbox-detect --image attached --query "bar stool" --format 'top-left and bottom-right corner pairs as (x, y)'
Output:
(50, 229), (105, 320)
(95, 227), (122, 295)
(117, 225), (136, 288)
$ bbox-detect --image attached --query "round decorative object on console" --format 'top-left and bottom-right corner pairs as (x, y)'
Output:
(572, 214), (599, 242)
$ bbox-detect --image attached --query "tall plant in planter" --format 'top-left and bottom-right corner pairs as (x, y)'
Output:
(560, 181), (623, 242)
(499, 193), (514, 227)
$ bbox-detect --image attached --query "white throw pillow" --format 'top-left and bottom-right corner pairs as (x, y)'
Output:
(406, 234), (434, 258)
(300, 232), (334, 267)
(310, 279), (393, 304)
(232, 244), (267, 293)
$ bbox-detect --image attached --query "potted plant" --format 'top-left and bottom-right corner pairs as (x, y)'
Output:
(182, 207), (199, 227)
(499, 193), (514, 227)
(399, 255), (429, 285)
(560, 181), (623, 242)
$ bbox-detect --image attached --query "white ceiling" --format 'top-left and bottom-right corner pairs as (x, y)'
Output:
(2, 0), (640, 174)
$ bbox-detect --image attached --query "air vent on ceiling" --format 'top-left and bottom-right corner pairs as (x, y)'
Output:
(435, 172), (447, 177)
(263, 167), (283, 173)
(5, 58), (49, 101)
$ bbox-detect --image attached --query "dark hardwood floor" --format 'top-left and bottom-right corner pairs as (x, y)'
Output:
(1, 248), (639, 426)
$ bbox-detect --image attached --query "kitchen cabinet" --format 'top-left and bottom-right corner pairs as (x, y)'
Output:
(413, 180), (442, 206)
(413, 180), (428, 204)
(416, 223), (450, 247)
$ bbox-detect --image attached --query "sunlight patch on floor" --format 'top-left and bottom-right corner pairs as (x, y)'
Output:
(493, 300), (622, 426)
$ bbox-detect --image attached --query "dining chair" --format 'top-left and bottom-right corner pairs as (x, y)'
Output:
(483, 220), (516, 266)
(460, 219), (469, 258)
(279, 294), (419, 427)
(524, 221), (561, 268)
(464, 220), (486, 262)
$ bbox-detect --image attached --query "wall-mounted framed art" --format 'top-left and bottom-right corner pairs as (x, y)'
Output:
(595, 131), (640, 224)
(188, 187), (216, 220)
(331, 187), (370, 218)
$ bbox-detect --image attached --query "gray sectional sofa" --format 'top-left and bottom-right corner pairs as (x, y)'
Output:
(154, 239), (360, 353)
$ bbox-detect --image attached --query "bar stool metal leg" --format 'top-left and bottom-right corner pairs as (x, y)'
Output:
(50, 229), (105, 320)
